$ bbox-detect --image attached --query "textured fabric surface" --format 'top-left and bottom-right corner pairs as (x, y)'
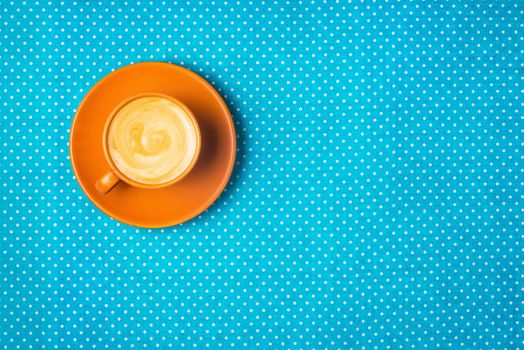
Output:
(0, 1), (522, 349)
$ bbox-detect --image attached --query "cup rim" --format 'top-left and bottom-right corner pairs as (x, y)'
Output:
(102, 92), (202, 189)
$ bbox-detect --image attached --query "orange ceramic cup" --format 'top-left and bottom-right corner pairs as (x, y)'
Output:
(95, 93), (201, 194)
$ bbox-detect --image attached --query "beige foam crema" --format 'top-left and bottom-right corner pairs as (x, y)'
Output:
(107, 96), (199, 185)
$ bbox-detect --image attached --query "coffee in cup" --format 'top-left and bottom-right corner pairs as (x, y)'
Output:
(95, 94), (201, 194)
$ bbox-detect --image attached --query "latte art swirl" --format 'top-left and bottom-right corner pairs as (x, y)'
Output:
(107, 97), (199, 185)
(129, 124), (171, 156)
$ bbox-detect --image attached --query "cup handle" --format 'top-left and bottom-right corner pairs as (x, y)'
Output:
(95, 171), (120, 194)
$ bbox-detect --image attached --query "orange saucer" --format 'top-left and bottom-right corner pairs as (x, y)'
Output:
(69, 62), (236, 228)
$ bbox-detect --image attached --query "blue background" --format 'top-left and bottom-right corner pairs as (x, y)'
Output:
(0, 1), (522, 349)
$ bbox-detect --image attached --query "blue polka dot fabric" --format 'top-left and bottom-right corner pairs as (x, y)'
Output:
(1, 1), (522, 349)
